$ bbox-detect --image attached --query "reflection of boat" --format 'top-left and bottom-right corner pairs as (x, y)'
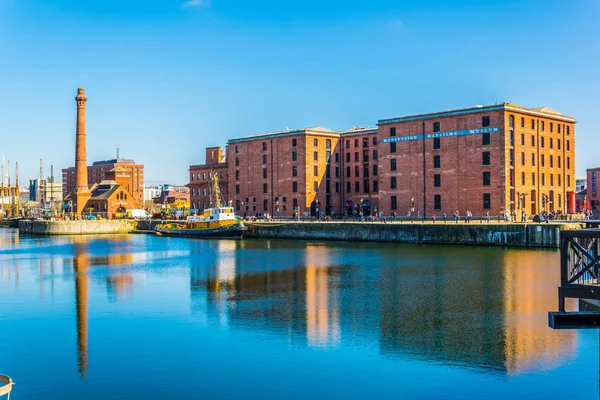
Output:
(155, 174), (245, 239)
(0, 217), (22, 228)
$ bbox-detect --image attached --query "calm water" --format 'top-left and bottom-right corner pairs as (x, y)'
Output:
(0, 228), (598, 399)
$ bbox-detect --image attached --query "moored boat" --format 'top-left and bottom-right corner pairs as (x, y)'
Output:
(155, 174), (245, 238)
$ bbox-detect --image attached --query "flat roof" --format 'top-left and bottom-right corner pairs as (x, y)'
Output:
(228, 126), (339, 143)
(92, 158), (138, 166)
(378, 102), (576, 125)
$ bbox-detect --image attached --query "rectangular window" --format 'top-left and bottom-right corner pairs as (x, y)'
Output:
(390, 142), (397, 153)
(568, 175), (571, 187)
(235, 145), (239, 153)
(558, 174), (561, 187)
(346, 182), (351, 193)
(335, 182), (340, 193)
(263, 169), (267, 179)
(558, 139), (561, 150)
(550, 174), (554, 186)
(346, 166), (350, 178)
(313, 138), (318, 146)
(363, 165), (369, 178)
(521, 152), (525, 166)
(434, 174), (441, 187)
(531, 120), (535, 130)
(391, 177), (397, 189)
(292, 152), (297, 161)
(292, 138), (297, 147)
(335, 152), (339, 163)
(354, 152), (359, 162)
(326, 150), (331, 163)
(264, 199), (268, 211)
(314, 151), (318, 161)
(509, 115), (515, 128)
(483, 172), (491, 186)
(314, 181), (318, 192)
(531, 153), (535, 166)
(391, 159), (397, 171)
(364, 180), (370, 193)
(362, 138), (369, 148)
(391, 196), (397, 210)
(482, 116), (490, 127)
(532, 173), (535, 186)
(550, 155), (553, 168)
(292, 182), (297, 192)
(531, 136), (535, 146)
(236, 184), (240, 194)
(567, 126), (570, 135)
(263, 183), (268, 193)
(550, 122), (553, 132)
(521, 117), (525, 128)
(567, 157), (570, 169)
(482, 152), (490, 166)
(373, 137), (377, 145)
(434, 195), (441, 210)
(558, 156), (561, 168)
(346, 152), (350, 162)
(293, 198), (298, 209)
(541, 121), (545, 131)
(549, 138), (553, 149)
(314, 166), (318, 176)
(235, 157), (240, 166)
(541, 173), (545, 186)
(363, 150), (369, 162)
(482, 132), (490, 146)
(434, 155), (441, 168)
(292, 166), (297, 177)
(373, 150), (378, 160)
(483, 193), (491, 209)
(355, 139), (358, 147)
(521, 172), (525, 185)
(433, 122), (440, 132)
(355, 166), (359, 177)
(521, 134), (525, 146)
(262, 142), (267, 151)
(335, 167), (339, 178)
(567, 140), (570, 151)
(541, 154), (545, 167)
(373, 164), (378, 176)
(541, 137), (545, 148)
(355, 182), (360, 192)
(346, 140), (350, 147)
(390, 127), (396, 137)
(433, 137), (441, 149)
(236, 170), (240, 180)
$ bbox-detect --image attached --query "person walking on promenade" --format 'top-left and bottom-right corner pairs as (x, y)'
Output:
(454, 210), (460, 223)
(443, 212), (447, 223)
(486, 211), (491, 223)
(432, 214), (436, 223)
(465, 210), (469, 224)
(521, 210), (526, 222)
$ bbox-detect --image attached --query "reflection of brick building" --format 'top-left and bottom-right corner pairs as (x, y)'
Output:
(189, 147), (229, 212)
(188, 102), (576, 217)
(62, 159), (144, 205)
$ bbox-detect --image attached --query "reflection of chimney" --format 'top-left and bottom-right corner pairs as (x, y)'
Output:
(74, 240), (89, 378)
(73, 88), (91, 214)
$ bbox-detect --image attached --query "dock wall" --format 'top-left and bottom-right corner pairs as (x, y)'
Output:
(245, 222), (572, 248)
(19, 220), (137, 235)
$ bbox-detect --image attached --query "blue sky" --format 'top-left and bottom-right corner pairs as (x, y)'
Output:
(1, 0), (599, 185)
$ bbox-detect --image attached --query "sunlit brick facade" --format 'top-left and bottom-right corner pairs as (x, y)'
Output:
(188, 103), (576, 218)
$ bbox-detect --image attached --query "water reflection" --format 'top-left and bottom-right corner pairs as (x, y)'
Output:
(0, 228), (582, 391)
(190, 241), (574, 376)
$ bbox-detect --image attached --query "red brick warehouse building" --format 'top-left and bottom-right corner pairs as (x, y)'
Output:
(189, 146), (229, 212)
(378, 103), (576, 217)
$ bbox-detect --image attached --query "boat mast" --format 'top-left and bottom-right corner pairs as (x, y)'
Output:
(15, 162), (19, 217)
(212, 172), (221, 208)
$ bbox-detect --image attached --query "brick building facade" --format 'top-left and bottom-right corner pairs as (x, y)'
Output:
(63, 158), (144, 205)
(378, 103), (575, 217)
(189, 146), (229, 212)
(188, 103), (576, 218)
(587, 167), (599, 212)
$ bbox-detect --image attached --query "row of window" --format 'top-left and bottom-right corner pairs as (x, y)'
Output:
(234, 198), (300, 212)
(345, 180), (378, 194)
(345, 150), (378, 163)
(346, 165), (378, 178)
(191, 171), (225, 181)
(509, 115), (572, 135)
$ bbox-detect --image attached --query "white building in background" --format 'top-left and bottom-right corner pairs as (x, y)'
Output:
(144, 186), (163, 202)
(576, 177), (587, 192)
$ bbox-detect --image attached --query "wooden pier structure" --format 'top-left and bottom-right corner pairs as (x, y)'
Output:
(549, 229), (600, 329)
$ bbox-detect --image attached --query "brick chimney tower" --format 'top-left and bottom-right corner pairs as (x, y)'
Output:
(73, 88), (91, 214)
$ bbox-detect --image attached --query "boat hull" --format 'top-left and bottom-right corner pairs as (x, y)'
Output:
(155, 223), (245, 239)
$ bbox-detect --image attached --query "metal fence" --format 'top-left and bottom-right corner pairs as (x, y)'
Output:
(558, 229), (600, 312)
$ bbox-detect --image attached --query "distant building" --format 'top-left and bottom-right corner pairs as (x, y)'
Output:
(189, 147), (229, 212)
(575, 177), (587, 192)
(587, 167), (599, 212)
(62, 158), (144, 205)
(29, 179), (63, 204)
(144, 186), (162, 202)
(84, 166), (139, 216)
